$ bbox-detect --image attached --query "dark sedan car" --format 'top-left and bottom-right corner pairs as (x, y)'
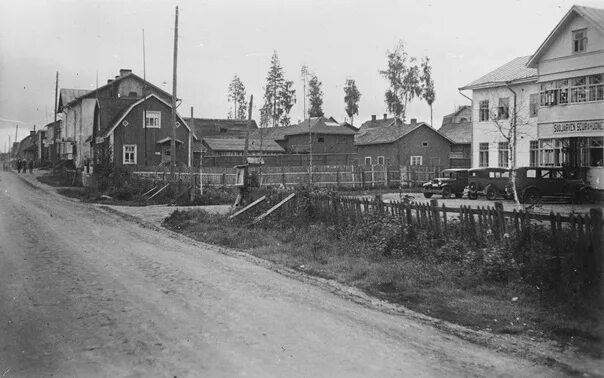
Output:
(467, 167), (512, 200)
(423, 169), (469, 199)
(505, 167), (593, 204)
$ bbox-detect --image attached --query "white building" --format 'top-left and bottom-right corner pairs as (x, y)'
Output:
(527, 5), (604, 189)
(459, 56), (539, 169)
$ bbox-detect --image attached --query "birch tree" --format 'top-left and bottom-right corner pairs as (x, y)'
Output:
(344, 79), (361, 126)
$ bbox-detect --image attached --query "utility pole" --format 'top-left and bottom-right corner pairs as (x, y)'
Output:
(170, 6), (179, 178)
(243, 95), (253, 162)
(15, 125), (18, 143)
(143, 28), (148, 167)
(54, 72), (59, 122)
(301, 65), (312, 186)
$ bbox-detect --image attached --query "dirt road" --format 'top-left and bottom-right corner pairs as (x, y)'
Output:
(0, 171), (566, 377)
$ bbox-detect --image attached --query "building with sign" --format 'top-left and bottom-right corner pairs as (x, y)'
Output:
(527, 5), (604, 188)
(459, 56), (539, 169)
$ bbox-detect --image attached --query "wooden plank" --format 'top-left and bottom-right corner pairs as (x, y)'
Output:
(147, 183), (169, 200)
(228, 195), (267, 220)
(252, 193), (296, 224)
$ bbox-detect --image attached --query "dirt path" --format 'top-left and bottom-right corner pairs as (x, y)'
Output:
(0, 171), (574, 377)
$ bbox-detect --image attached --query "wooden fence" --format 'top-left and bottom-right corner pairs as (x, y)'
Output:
(133, 164), (441, 189)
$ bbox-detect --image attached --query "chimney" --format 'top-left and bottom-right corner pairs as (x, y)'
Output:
(107, 79), (114, 84)
(371, 115), (376, 121)
(30, 130), (35, 136)
(115, 75), (119, 80)
(410, 118), (417, 125)
(383, 114), (387, 120)
(119, 69), (132, 77)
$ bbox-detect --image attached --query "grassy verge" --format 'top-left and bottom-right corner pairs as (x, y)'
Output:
(163, 206), (603, 358)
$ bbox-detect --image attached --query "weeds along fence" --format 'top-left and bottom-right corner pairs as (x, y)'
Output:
(271, 194), (603, 293)
(133, 164), (441, 189)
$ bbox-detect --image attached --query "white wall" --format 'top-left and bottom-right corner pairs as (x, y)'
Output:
(471, 81), (539, 168)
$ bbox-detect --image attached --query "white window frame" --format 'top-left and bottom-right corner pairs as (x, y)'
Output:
(410, 156), (423, 166)
(123, 144), (137, 165)
(364, 156), (372, 165)
(572, 29), (587, 54)
(144, 111), (161, 128)
(377, 156), (385, 165)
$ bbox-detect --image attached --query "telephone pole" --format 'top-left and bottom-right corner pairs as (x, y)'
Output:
(170, 6), (179, 178)
(54, 72), (59, 122)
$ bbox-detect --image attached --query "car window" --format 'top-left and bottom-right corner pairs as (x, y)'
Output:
(501, 171), (509, 178)
(489, 172), (495, 178)
(526, 169), (536, 178)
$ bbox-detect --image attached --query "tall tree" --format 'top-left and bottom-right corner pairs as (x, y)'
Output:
(344, 79), (361, 126)
(379, 40), (422, 122)
(308, 75), (324, 117)
(420, 57), (436, 127)
(261, 51), (296, 127)
(227, 75), (247, 120)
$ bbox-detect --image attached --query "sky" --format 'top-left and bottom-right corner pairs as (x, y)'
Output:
(1, 0), (603, 151)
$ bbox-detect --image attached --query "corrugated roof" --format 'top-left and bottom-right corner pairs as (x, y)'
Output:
(459, 56), (537, 90)
(249, 117), (355, 141)
(438, 121), (472, 144)
(355, 122), (424, 145)
(203, 137), (285, 152)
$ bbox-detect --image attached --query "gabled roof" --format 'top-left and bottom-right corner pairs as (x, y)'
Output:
(459, 56), (537, 90)
(203, 137), (285, 153)
(58, 89), (90, 111)
(444, 105), (471, 119)
(355, 121), (451, 146)
(102, 94), (194, 139)
(527, 5), (604, 67)
(438, 121), (472, 144)
(97, 97), (140, 136)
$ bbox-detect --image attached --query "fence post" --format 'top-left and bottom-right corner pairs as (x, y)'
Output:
(589, 208), (602, 297)
(430, 198), (441, 238)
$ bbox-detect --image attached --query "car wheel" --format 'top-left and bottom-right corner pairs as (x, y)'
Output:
(485, 184), (496, 200)
(468, 191), (478, 200)
(522, 188), (540, 204)
(454, 192), (463, 199)
(441, 186), (451, 199)
(423, 192), (433, 199)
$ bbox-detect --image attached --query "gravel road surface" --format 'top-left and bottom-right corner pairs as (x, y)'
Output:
(0, 171), (568, 377)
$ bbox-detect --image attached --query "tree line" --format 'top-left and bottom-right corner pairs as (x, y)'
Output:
(226, 39), (436, 127)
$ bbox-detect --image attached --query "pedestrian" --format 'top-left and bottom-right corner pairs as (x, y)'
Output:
(16, 159), (21, 173)
(28, 159), (34, 173)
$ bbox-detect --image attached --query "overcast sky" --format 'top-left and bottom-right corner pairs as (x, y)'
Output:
(1, 0), (603, 150)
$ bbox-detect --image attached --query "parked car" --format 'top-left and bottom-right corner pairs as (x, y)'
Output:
(505, 167), (592, 204)
(467, 167), (512, 200)
(422, 169), (469, 199)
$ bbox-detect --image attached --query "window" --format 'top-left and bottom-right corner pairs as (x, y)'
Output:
(570, 77), (587, 103)
(123, 144), (137, 165)
(479, 100), (489, 121)
(317, 136), (325, 143)
(479, 143), (489, 167)
(529, 94), (539, 117)
(220, 127), (228, 133)
(526, 169), (537, 178)
(497, 98), (509, 120)
(572, 29), (587, 53)
(498, 142), (509, 168)
(410, 156), (423, 166)
(529, 140), (539, 167)
(588, 74), (604, 101)
(422, 141), (429, 147)
(377, 156), (385, 165)
(539, 139), (565, 167)
(557, 79), (569, 104)
(580, 137), (604, 167)
(364, 156), (372, 165)
(144, 111), (161, 128)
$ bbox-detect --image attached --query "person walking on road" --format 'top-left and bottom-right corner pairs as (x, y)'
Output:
(28, 159), (34, 173)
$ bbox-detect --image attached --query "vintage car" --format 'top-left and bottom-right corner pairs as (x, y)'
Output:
(505, 167), (592, 204)
(422, 168), (469, 199)
(467, 167), (512, 200)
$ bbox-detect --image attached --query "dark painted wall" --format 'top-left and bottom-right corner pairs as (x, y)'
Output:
(282, 133), (356, 154)
(112, 96), (191, 167)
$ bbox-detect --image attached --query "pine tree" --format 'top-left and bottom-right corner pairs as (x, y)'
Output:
(344, 79), (361, 126)
(262, 51), (296, 127)
(227, 75), (247, 120)
(308, 75), (324, 117)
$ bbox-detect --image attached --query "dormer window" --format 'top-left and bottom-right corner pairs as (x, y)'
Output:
(573, 29), (587, 53)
